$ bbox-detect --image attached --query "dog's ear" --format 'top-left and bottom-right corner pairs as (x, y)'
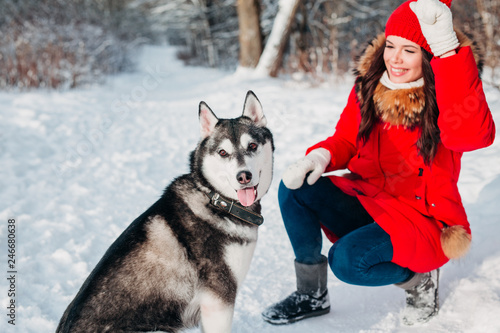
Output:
(199, 102), (219, 138)
(242, 91), (267, 127)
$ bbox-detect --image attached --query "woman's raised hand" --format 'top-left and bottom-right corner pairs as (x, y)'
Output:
(410, 0), (459, 56)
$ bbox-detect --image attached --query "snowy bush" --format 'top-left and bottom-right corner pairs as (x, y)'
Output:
(1, 22), (126, 89)
(0, 0), (152, 90)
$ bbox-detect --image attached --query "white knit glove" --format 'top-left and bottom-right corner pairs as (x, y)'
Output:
(282, 148), (331, 190)
(410, 0), (459, 57)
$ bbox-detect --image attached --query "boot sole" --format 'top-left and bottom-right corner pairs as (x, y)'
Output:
(262, 307), (331, 325)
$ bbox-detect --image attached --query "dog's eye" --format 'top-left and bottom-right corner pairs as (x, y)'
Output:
(218, 149), (229, 157)
(248, 143), (258, 151)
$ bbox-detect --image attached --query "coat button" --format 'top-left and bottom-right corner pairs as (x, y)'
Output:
(415, 196), (421, 200)
(431, 203), (436, 207)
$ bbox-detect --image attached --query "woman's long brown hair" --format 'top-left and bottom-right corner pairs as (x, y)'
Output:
(356, 45), (440, 165)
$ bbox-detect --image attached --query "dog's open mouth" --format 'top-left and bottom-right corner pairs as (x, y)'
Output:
(237, 186), (257, 207)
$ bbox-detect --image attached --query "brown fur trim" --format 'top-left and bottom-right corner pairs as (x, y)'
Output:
(373, 82), (425, 128)
(441, 225), (471, 259)
(354, 33), (386, 78)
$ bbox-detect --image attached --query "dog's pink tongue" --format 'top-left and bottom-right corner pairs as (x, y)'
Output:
(237, 187), (256, 207)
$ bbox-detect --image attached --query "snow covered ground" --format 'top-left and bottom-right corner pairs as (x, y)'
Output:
(1, 45), (500, 333)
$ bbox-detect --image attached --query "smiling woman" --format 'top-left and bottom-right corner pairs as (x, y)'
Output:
(262, 0), (495, 328)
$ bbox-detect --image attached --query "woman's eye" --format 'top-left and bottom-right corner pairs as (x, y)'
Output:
(219, 149), (228, 157)
(248, 143), (258, 151)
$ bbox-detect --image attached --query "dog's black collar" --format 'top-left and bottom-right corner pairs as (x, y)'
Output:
(206, 191), (264, 227)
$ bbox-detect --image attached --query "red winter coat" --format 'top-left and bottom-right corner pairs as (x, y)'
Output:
(307, 37), (495, 273)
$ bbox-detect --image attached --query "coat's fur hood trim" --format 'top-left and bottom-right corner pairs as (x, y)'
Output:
(354, 31), (483, 128)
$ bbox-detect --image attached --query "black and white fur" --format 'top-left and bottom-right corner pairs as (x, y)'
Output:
(57, 91), (274, 333)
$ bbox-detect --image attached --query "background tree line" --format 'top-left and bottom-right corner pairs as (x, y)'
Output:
(1, 0), (499, 89)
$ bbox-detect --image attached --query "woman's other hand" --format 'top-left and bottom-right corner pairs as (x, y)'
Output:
(282, 148), (331, 189)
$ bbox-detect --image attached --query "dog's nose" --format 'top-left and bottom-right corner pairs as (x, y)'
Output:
(237, 171), (252, 184)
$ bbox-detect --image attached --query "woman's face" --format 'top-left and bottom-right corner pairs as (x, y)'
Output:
(384, 35), (423, 83)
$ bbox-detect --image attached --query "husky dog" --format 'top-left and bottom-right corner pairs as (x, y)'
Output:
(57, 91), (274, 333)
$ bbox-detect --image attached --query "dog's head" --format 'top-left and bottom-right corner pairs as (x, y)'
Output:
(192, 91), (274, 207)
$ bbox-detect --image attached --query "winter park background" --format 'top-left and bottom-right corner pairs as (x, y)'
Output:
(2, 1), (500, 332)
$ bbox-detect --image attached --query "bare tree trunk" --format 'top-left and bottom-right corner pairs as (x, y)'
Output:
(476, 0), (495, 62)
(255, 0), (302, 77)
(237, 0), (262, 68)
(195, 0), (217, 67)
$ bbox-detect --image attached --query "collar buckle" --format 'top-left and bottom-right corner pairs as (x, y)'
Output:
(206, 191), (263, 227)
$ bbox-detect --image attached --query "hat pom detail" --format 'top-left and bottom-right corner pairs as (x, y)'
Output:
(441, 225), (471, 259)
(440, 0), (452, 8)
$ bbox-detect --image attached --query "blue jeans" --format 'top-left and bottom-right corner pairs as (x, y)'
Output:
(279, 178), (413, 286)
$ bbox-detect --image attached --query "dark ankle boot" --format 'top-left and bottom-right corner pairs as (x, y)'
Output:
(262, 256), (330, 325)
(396, 269), (439, 325)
